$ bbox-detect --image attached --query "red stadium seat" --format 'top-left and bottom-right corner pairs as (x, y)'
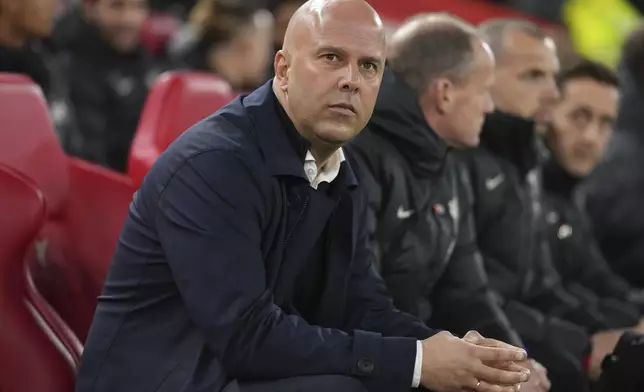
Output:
(128, 71), (234, 187)
(140, 12), (181, 57)
(0, 164), (77, 392)
(0, 73), (69, 213)
(0, 73), (135, 342)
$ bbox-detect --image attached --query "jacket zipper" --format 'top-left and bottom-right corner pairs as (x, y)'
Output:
(284, 196), (309, 246)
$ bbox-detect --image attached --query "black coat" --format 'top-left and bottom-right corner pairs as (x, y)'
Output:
(584, 66), (644, 289)
(457, 111), (609, 334)
(75, 81), (435, 392)
(347, 69), (522, 347)
(0, 41), (77, 150)
(542, 158), (644, 323)
(53, 12), (160, 172)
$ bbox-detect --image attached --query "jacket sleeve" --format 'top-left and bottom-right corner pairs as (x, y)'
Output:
(548, 205), (641, 326)
(344, 184), (439, 341)
(432, 168), (523, 347)
(347, 143), (439, 327)
(583, 161), (644, 288)
(525, 236), (609, 333)
(573, 211), (635, 301)
(347, 144), (385, 273)
(155, 149), (420, 392)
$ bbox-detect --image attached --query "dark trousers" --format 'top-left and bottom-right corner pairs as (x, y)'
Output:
(527, 340), (590, 392)
(505, 302), (591, 392)
(237, 375), (368, 392)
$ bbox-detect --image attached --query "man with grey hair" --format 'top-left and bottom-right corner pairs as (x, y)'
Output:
(348, 13), (550, 392)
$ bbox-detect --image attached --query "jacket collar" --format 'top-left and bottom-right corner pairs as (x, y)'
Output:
(242, 80), (358, 188)
(365, 68), (448, 177)
(480, 111), (541, 179)
(542, 156), (581, 200)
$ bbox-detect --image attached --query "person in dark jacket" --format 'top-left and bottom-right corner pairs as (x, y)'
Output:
(543, 60), (644, 320)
(168, 0), (273, 92)
(542, 58), (644, 378)
(53, 0), (160, 172)
(348, 14), (550, 392)
(75, 2), (530, 392)
(457, 18), (616, 387)
(584, 25), (644, 290)
(0, 0), (76, 147)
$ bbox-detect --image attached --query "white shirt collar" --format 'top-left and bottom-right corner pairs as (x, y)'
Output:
(303, 148), (346, 189)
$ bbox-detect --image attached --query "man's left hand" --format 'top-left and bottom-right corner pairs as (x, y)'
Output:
(464, 332), (550, 391)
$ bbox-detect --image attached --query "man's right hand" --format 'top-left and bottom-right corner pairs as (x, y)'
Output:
(419, 331), (530, 392)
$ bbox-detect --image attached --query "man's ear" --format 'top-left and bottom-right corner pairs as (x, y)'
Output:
(273, 50), (289, 92)
(434, 77), (455, 115)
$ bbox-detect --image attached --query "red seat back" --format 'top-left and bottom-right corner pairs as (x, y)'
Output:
(128, 71), (234, 187)
(0, 164), (76, 392)
(31, 158), (135, 342)
(140, 12), (181, 57)
(0, 73), (133, 342)
(0, 73), (69, 216)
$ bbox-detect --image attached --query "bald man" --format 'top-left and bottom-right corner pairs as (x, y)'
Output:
(75, 2), (528, 392)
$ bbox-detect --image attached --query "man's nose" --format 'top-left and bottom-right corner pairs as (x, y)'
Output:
(583, 122), (602, 141)
(485, 94), (495, 114)
(544, 78), (561, 103)
(338, 64), (361, 92)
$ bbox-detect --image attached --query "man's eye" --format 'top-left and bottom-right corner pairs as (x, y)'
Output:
(324, 54), (339, 61)
(362, 62), (377, 71)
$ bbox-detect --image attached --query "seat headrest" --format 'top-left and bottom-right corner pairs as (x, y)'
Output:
(0, 73), (69, 215)
(140, 71), (235, 151)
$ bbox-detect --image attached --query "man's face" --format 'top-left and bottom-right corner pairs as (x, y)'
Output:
(2, 0), (57, 39)
(84, 0), (148, 53)
(274, 10), (386, 146)
(548, 78), (619, 177)
(491, 30), (560, 121)
(441, 39), (496, 148)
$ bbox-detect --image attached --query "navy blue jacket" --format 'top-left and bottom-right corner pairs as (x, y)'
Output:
(75, 81), (436, 392)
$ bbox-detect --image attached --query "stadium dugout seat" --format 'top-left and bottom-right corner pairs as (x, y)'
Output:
(0, 73), (134, 342)
(0, 164), (77, 392)
(128, 71), (234, 188)
(140, 12), (181, 58)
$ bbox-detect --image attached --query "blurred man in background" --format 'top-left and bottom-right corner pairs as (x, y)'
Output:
(348, 13), (550, 392)
(457, 18), (601, 391)
(168, 0), (273, 91)
(265, 0), (305, 77)
(0, 0), (76, 143)
(53, 0), (159, 172)
(542, 59), (644, 377)
(463, 18), (644, 385)
(543, 60), (644, 319)
(585, 25), (644, 290)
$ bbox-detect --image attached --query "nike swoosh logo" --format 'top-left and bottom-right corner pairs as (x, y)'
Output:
(485, 174), (505, 191)
(397, 205), (414, 219)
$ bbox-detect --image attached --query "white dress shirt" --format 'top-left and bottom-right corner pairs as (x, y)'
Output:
(303, 149), (423, 388)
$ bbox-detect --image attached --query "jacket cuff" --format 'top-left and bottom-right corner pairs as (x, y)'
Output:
(351, 330), (418, 392)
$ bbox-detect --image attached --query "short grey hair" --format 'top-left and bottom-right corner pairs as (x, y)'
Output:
(388, 12), (480, 96)
(478, 18), (548, 59)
